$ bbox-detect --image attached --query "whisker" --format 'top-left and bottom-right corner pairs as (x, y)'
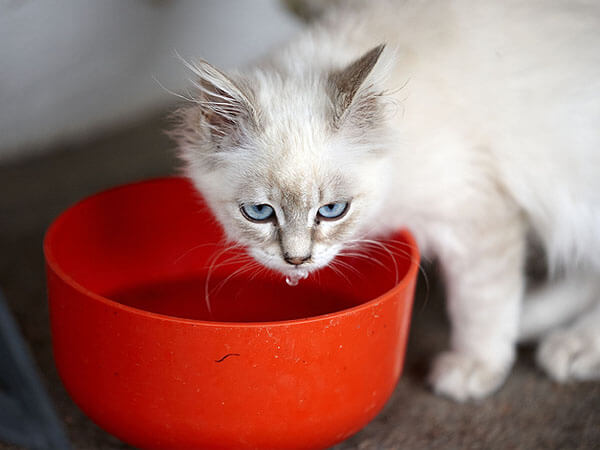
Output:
(352, 239), (400, 285)
(248, 263), (273, 283)
(209, 261), (258, 299)
(172, 242), (220, 265)
(345, 236), (428, 294)
(208, 252), (253, 272)
(328, 261), (353, 286)
(338, 250), (389, 271)
(331, 257), (362, 278)
(204, 243), (245, 317)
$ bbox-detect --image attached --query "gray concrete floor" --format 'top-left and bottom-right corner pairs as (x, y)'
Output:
(0, 113), (598, 449)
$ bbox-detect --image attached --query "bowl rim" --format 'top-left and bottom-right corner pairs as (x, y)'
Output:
(44, 176), (420, 328)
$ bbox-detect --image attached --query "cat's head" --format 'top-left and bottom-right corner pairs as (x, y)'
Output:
(172, 45), (397, 278)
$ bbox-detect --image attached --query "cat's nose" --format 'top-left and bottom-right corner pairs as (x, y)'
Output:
(284, 254), (311, 266)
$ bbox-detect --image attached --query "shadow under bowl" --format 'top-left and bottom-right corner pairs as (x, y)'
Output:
(44, 177), (420, 449)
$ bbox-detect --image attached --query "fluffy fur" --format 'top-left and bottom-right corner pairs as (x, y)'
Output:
(172, 0), (600, 401)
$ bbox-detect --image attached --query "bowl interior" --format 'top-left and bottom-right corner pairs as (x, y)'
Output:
(46, 177), (415, 323)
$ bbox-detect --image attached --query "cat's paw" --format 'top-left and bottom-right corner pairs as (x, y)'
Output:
(428, 352), (510, 402)
(537, 328), (600, 382)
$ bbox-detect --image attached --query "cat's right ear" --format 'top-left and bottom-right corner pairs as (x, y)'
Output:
(328, 44), (388, 128)
(187, 60), (258, 141)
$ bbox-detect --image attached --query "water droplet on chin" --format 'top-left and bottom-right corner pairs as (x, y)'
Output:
(285, 276), (299, 287)
(285, 270), (308, 287)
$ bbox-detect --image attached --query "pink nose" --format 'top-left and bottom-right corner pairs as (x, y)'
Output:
(284, 255), (311, 266)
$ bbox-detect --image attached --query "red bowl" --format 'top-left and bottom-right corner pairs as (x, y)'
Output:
(44, 177), (419, 449)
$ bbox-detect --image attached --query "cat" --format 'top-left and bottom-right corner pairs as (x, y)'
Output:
(171, 0), (600, 402)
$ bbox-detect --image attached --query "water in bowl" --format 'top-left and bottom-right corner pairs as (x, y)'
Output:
(106, 275), (364, 323)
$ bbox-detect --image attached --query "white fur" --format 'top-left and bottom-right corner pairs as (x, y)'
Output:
(175, 0), (600, 401)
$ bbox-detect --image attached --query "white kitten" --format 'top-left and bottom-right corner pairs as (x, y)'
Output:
(172, 0), (600, 401)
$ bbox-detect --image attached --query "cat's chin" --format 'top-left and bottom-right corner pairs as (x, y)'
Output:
(270, 261), (326, 279)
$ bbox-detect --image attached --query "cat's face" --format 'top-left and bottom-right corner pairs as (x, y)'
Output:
(173, 45), (393, 278)
(204, 143), (380, 278)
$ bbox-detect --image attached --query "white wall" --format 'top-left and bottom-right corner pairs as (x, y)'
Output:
(0, 0), (301, 162)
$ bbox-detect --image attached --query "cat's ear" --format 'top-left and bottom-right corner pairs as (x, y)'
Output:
(189, 60), (258, 140)
(328, 44), (386, 127)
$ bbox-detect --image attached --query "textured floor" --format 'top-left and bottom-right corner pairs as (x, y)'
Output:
(0, 114), (598, 449)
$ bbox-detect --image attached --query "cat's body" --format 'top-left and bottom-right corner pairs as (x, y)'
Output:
(174, 0), (600, 401)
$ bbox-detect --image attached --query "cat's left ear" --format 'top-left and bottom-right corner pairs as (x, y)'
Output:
(328, 44), (387, 127)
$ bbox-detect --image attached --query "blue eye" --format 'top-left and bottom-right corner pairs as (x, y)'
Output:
(317, 201), (349, 220)
(241, 204), (275, 222)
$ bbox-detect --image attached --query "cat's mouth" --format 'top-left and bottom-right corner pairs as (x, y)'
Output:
(272, 259), (324, 281)
(281, 263), (316, 279)
(247, 247), (337, 282)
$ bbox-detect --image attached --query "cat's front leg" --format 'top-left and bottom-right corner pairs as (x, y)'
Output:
(428, 216), (526, 402)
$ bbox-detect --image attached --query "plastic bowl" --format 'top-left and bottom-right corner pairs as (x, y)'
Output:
(44, 177), (419, 449)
